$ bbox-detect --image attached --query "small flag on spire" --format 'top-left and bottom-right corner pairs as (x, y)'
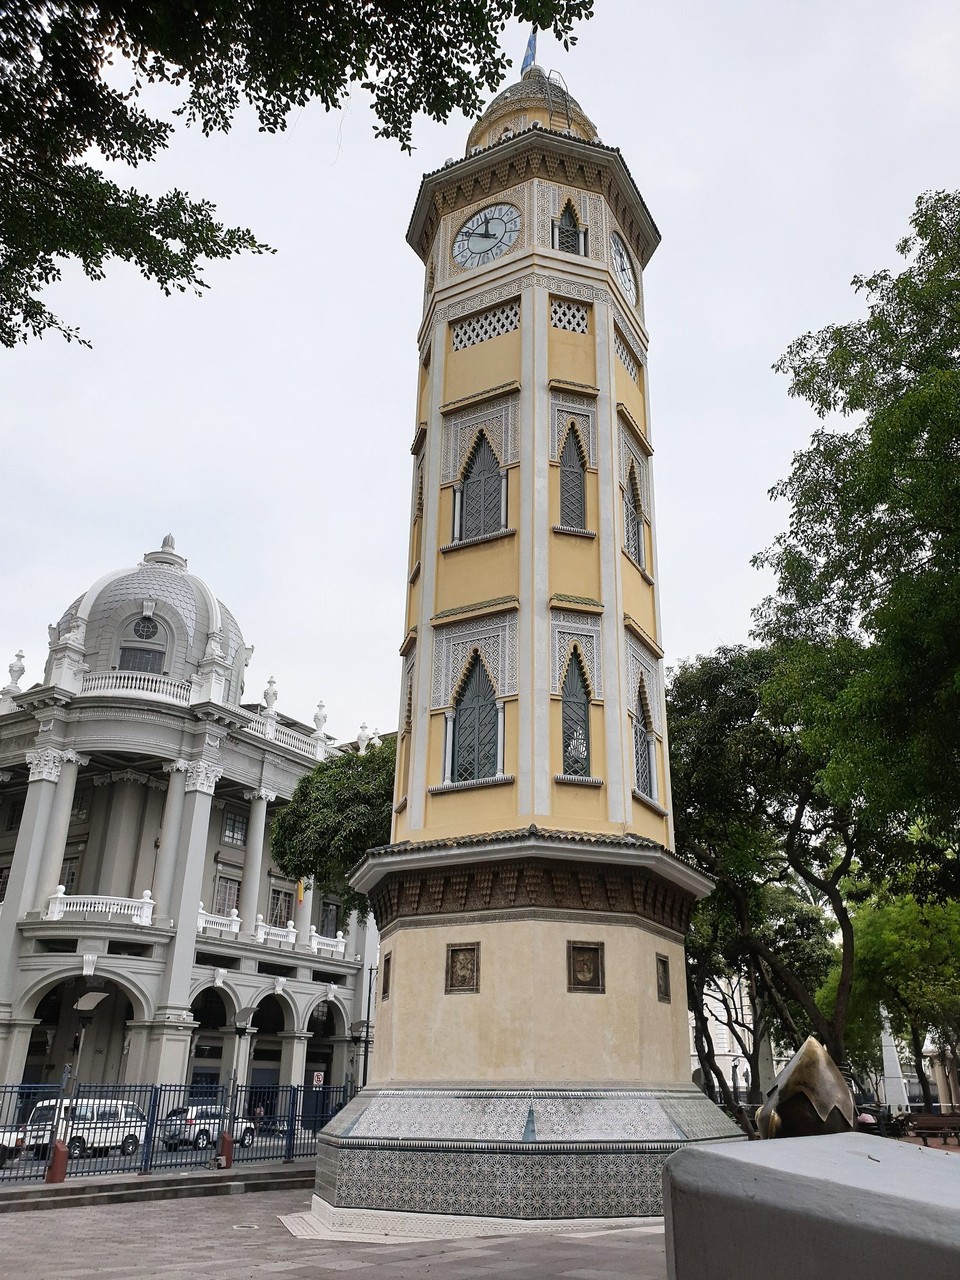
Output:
(521, 27), (537, 74)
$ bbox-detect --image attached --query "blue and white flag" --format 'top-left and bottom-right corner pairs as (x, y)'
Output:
(521, 27), (537, 74)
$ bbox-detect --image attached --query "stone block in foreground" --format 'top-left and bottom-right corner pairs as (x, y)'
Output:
(663, 1132), (960, 1280)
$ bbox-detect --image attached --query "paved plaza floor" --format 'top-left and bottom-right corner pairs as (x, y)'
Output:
(0, 1189), (668, 1280)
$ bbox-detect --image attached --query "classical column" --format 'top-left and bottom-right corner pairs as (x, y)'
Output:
(237, 788), (274, 935)
(152, 760), (188, 922)
(294, 880), (315, 941)
(95, 770), (148, 899)
(33, 750), (89, 910)
(153, 758), (222, 1083)
(279, 1030), (311, 1090)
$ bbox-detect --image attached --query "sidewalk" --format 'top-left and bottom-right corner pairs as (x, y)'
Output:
(0, 1188), (668, 1280)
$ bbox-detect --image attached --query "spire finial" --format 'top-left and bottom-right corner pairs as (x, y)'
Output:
(162, 533), (175, 550)
(521, 26), (538, 76)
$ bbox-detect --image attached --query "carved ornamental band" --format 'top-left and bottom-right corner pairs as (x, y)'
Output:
(369, 856), (695, 937)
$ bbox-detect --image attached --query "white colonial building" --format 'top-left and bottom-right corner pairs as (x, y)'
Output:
(0, 536), (378, 1100)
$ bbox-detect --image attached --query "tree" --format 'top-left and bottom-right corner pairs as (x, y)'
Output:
(843, 895), (960, 1111)
(270, 738), (396, 920)
(668, 642), (888, 1069)
(1, 1), (593, 345)
(754, 191), (960, 878)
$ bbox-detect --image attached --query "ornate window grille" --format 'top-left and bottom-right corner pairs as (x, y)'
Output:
(623, 467), (645, 568)
(451, 301), (520, 351)
(459, 435), (504, 541)
(553, 202), (588, 256)
(614, 330), (640, 383)
(550, 298), (590, 333)
(561, 653), (591, 777)
(634, 694), (654, 798)
(559, 428), (587, 530)
(453, 658), (499, 783)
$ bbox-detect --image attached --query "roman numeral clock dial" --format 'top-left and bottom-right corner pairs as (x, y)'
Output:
(452, 203), (522, 268)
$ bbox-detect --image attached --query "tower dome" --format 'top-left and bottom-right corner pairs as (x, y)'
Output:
(465, 64), (600, 154)
(48, 536), (249, 702)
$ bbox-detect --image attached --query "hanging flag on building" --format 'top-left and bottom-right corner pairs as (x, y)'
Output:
(297, 879), (305, 904)
(521, 27), (537, 74)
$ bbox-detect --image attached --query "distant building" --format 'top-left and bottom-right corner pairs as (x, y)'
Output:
(0, 536), (378, 1096)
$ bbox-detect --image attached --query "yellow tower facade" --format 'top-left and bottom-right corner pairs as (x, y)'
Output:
(315, 67), (737, 1230)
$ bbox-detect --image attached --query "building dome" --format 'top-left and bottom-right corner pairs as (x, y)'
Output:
(49, 536), (250, 703)
(465, 64), (599, 154)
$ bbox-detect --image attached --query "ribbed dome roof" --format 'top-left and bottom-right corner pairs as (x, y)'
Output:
(51, 537), (248, 701)
(465, 65), (599, 153)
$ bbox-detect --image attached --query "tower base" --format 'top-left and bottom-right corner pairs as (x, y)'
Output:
(313, 1083), (740, 1224)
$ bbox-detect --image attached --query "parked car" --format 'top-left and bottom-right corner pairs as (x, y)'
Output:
(24, 1098), (148, 1159)
(161, 1105), (254, 1151)
(0, 1122), (24, 1167)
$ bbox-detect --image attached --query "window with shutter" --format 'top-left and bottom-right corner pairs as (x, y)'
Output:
(623, 467), (645, 568)
(634, 693), (653, 797)
(561, 653), (591, 777)
(453, 658), (498, 782)
(559, 428), (586, 530)
(461, 435), (502, 540)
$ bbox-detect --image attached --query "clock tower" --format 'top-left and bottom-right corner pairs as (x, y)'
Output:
(313, 64), (737, 1232)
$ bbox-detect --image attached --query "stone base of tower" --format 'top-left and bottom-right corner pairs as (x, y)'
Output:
(310, 1083), (739, 1228)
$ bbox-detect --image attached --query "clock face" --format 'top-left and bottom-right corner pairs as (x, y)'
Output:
(610, 233), (638, 305)
(452, 203), (522, 269)
(133, 617), (159, 640)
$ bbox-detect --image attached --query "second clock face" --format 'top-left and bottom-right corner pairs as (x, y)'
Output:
(452, 203), (521, 269)
(610, 232), (638, 306)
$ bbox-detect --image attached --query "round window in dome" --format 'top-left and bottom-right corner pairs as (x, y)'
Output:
(133, 617), (159, 640)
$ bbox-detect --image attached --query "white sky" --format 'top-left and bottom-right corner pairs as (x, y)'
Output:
(3, 0), (960, 743)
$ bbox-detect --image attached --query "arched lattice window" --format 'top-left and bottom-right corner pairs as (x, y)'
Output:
(559, 427), (586, 530)
(118, 616), (168, 674)
(453, 657), (498, 782)
(553, 202), (587, 256)
(633, 690), (655, 798)
(561, 652), (591, 777)
(623, 466), (645, 569)
(460, 435), (503, 541)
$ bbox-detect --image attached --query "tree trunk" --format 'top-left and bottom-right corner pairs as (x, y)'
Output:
(909, 1022), (934, 1113)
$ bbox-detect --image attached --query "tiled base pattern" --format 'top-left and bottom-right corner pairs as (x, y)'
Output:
(315, 1086), (740, 1222)
(319, 1146), (669, 1218)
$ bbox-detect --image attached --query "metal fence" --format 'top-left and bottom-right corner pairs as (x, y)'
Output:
(0, 1080), (355, 1183)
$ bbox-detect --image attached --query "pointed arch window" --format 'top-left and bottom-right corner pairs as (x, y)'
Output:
(456, 434), (505, 542)
(623, 465), (645, 569)
(633, 690), (656, 799)
(559, 427), (587, 530)
(553, 202), (588, 256)
(452, 657), (499, 783)
(561, 652), (591, 777)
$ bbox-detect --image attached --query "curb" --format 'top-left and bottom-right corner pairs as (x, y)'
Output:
(0, 1160), (314, 1213)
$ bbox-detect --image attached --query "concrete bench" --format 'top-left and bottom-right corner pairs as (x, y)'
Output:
(663, 1132), (960, 1280)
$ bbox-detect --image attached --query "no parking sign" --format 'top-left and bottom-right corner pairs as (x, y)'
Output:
(312, 1071), (325, 1087)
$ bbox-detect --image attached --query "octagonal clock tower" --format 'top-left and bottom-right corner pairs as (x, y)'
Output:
(313, 64), (737, 1230)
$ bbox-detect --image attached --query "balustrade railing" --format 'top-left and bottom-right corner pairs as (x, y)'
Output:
(255, 915), (297, 946)
(306, 927), (346, 957)
(79, 670), (191, 704)
(45, 888), (155, 925)
(239, 711), (318, 758)
(197, 904), (241, 935)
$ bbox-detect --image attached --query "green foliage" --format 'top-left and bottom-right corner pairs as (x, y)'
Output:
(0, 1), (593, 344)
(270, 738), (397, 920)
(668, 642), (887, 1064)
(755, 192), (960, 871)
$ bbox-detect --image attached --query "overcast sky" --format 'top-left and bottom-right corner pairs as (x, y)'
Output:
(3, 0), (959, 744)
